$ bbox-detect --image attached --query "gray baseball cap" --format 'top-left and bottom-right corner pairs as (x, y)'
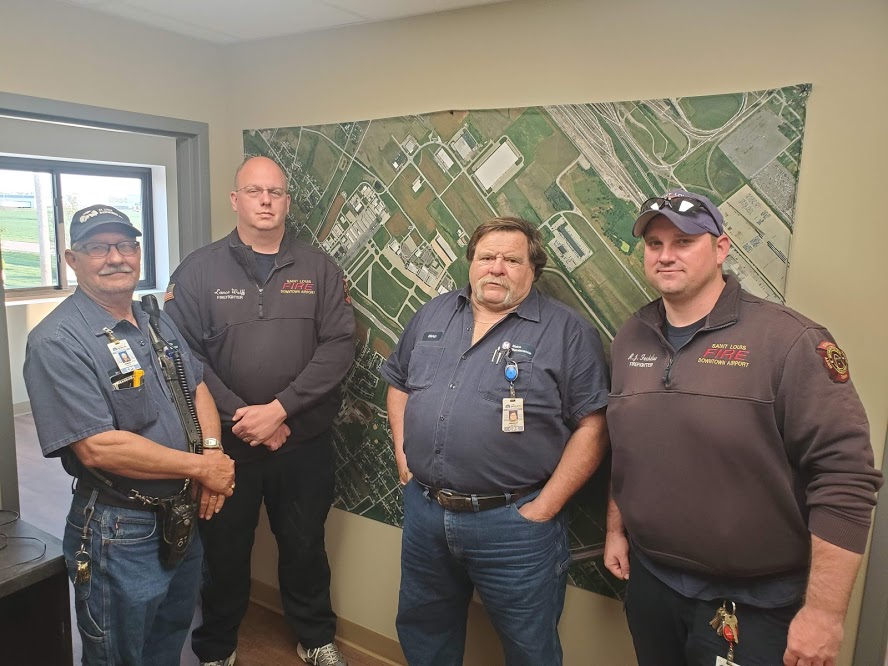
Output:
(70, 204), (142, 244)
(632, 189), (724, 237)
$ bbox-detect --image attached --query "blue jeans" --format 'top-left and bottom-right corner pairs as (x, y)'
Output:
(396, 479), (571, 666)
(63, 490), (203, 665)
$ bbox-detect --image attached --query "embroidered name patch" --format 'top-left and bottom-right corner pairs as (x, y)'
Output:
(816, 341), (849, 383)
(627, 352), (658, 368)
(215, 288), (245, 300)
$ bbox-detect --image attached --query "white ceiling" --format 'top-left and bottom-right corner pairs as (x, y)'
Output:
(62, 0), (513, 44)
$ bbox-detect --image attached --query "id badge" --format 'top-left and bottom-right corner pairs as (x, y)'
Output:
(716, 657), (740, 666)
(502, 398), (524, 432)
(107, 339), (141, 373)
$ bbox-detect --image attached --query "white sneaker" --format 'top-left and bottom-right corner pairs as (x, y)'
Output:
(297, 642), (347, 666)
(200, 650), (236, 666)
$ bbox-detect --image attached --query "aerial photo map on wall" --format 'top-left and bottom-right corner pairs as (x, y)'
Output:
(244, 83), (811, 598)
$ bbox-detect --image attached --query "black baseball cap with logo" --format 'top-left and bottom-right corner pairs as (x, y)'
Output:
(70, 204), (142, 244)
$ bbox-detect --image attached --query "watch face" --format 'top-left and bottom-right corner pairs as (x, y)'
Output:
(204, 438), (220, 449)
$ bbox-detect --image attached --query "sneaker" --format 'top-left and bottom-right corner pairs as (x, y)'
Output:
(200, 651), (236, 666)
(297, 642), (348, 666)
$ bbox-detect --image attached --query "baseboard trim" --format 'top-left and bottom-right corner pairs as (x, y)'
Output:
(250, 578), (406, 665)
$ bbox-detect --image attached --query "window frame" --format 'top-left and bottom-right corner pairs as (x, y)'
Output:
(0, 156), (155, 298)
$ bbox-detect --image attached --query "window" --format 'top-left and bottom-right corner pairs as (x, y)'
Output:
(0, 157), (154, 296)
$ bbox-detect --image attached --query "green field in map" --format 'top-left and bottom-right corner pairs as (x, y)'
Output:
(495, 181), (542, 224)
(397, 303), (416, 328)
(354, 269), (369, 294)
(472, 107), (520, 144)
(628, 105), (683, 163)
(678, 94), (744, 131)
(447, 258), (469, 288)
(673, 146), (744, 205)
(416, 147), (452, 192)
(441, 174), (490, 234)
(504, 110), (553, 163)
(599, 119), (663, 197)
(536, 272), (588, 319)
(370, 264), (408, 317)
(390, 165), (437, 242)
(299, 130), (339, 187)
(427, 199), (463, 252)
(391, 265), (413, 290)
(372, 225), (390, 250)
(562, 165), (638, 253)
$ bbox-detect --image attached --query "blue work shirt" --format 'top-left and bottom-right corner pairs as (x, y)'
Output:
(381, 286), (609, 493)
(24, 288), (203, 499)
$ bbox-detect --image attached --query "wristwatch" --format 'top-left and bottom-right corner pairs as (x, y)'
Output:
(203, 437), (223, 452)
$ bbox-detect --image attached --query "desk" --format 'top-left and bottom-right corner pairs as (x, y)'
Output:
(0, 518), (73, 665)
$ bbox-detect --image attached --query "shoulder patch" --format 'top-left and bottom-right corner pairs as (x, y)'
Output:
(816, 341), (849, 383)
(343, 277), (352, 305)
(164, 283), (175, 302)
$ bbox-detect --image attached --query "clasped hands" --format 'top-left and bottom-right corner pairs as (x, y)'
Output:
(232, 400), (289, 451)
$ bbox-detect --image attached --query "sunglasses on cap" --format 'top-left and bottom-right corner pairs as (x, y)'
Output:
(639, 195), (709, 217)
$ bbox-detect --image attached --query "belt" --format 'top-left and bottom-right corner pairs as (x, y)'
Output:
(417, 481), (545, 513)
(74, 481), (157, 511)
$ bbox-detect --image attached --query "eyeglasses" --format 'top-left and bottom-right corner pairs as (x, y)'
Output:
(640, 195), (708, 216)
(74, 240), (141, 257)
(236, 185), (287, 199)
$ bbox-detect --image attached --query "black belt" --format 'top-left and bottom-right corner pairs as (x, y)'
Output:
(417, 481), (545, 513)
(74, 481), (157, 511)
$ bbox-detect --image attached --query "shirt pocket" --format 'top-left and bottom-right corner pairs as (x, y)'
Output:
(478, 359), (534, 403)
(406, 345), (445, 391)
(109, 386), (159, 433)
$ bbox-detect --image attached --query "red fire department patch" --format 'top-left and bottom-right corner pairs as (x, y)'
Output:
(816, 341), (849, 383)
(281, 279), (315, 295)
(343, 277), (352, 305)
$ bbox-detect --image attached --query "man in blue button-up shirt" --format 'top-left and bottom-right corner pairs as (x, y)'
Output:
(381, 216), (610, 666)
(24, 204), (235, 665)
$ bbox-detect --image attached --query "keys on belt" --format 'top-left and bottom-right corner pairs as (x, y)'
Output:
(422, 482), (544, 513)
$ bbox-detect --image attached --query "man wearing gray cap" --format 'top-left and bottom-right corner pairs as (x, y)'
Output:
(603, 190), (882, 666)
(24, 204), (235, 665)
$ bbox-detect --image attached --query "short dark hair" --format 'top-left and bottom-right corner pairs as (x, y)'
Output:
(465, 217), (547, 280)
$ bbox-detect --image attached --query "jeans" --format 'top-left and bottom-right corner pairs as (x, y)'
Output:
(63, 489), (203, 665)
(396, 479), (571, 666)
(625, 551), (802, 666)
(192, 431), (337, 662)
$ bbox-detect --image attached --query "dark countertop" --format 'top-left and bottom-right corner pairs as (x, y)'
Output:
(0, 516), (66, 598)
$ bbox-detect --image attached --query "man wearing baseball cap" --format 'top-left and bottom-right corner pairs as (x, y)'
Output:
(24, 204), (235, 664)
(603, 190), (881, 665)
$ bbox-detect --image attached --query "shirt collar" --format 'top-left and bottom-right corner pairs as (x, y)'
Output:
(228, 227), (295, 267)
(638, 274), (740, 330)
(71, 287), (145, 338)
